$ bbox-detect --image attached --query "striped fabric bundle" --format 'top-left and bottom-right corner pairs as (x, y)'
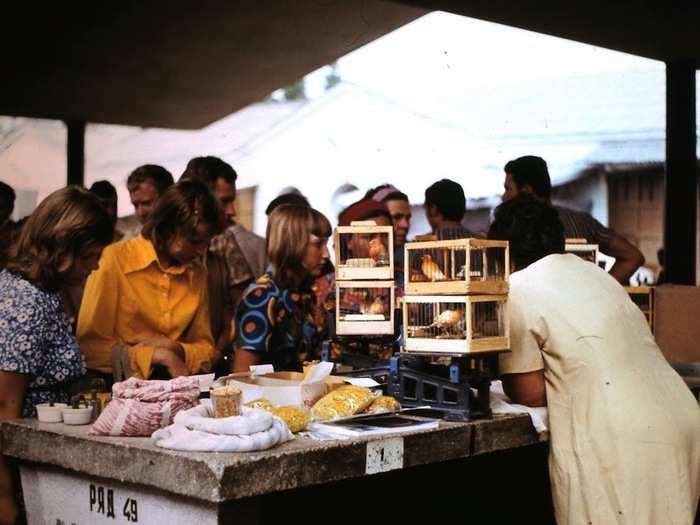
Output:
(90, 377), (200, 437)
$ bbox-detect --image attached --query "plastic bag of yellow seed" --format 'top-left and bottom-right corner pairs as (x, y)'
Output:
(244, 399), (273, 411)
(271, 406), (311, 433)
(310, 385), (377, 421)
(363, 395), (401, 415)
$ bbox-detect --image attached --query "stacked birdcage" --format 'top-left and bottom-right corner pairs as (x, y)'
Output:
(564, 238), (599, 264)
(334, 221), (395, 335)
(402, 239), (510, 355)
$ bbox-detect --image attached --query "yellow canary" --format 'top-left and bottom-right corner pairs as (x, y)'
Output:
(368, 297), (385, 315)
(421, 254), (445, 281)
(432, 309), (462, 327)
(369, 238), (388, 262)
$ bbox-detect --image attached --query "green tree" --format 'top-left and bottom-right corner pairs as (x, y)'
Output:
(284, 78), (306, 101)
(325, 62), (341, 90)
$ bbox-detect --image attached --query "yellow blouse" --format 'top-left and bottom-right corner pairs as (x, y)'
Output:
(77, 235), (214, 379)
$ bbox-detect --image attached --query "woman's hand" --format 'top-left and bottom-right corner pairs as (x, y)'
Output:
(136, 336), (185, 361)
(151, 348), (189, 378)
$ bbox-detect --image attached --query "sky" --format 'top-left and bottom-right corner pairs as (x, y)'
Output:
(304, 12), (663, 110)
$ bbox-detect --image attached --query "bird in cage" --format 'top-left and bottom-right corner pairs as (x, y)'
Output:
(421, 254), (445, 281)
(431, 309), (462, 328)
(369, 238), (388, 264)
(367, 296), (386, 316)
(430, 309), (464, 338)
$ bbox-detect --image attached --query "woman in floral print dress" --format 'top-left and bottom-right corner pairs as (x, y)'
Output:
(232, 205), (331, 372)
(0, 186), (113, 525)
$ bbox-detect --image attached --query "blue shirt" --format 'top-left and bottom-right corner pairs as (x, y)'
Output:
(0, 270), (86, 417)
(234, 274), (316, 371)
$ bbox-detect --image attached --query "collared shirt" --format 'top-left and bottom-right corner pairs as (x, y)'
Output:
(210, 226), (254, 286)
(555, 205), (613, 251)
(0, 270), (86, 416)
(209, 224), (267, 309)
(77, 235), (214, 379)
(434, 224), (474, 241)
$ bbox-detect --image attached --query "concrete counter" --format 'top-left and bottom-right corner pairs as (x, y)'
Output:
(1, 414), (548, 524)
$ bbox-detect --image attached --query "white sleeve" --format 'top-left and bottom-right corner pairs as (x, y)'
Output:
(499, 286), (546, 374)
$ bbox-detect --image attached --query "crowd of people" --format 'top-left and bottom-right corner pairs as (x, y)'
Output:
(0, 154), (698, 525)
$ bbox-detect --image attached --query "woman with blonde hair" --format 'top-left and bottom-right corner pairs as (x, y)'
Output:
(232, 204), (331, 372)
(0, 186), (113, 524)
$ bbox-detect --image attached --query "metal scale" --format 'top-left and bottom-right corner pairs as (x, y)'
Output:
(321, 320), (498, 421)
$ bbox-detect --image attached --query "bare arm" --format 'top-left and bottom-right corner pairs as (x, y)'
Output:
(0, 371), (29, 525)
(501, 370), (547, 407)
(232, 349), (261, 373)
(606, 234), (645, 284)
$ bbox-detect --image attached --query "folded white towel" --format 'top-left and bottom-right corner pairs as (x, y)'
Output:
(490, 380), (549, 435)
(151, 401), (293, 452)
(152, 418), (292, 452)
(174, 401), (273, 435)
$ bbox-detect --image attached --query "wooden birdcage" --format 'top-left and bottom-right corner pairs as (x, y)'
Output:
(624, 285), (654, 332)
(334, 221), (394, 280)
(564, 238), (599, 264)
(404, 239), (509, 295)
(335, 281), (395, 335)
(402, 295), (509, 354)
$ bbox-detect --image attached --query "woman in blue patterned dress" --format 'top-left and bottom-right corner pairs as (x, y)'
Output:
(0, 186), (113, 524)
(232, 205), (331, 373)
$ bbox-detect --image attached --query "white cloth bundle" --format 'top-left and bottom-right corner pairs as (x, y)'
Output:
(151, 400), (293, 452)
(489, 380), (549, 435)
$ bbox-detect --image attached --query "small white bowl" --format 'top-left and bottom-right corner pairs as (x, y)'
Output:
(36, 403), (68, 423)
(61, 406), (93, 425)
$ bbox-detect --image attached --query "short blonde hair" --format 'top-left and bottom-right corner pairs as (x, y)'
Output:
(6, 186), (113, 291)
(266, 205), (331, 289)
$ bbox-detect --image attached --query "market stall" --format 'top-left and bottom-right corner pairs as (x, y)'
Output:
(1, 412), (545, 524)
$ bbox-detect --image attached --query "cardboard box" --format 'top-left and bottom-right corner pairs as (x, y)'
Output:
(222, 371), (345, 408)
(653, 285), (700, 363)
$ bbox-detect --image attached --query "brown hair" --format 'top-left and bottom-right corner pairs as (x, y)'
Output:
(180, 156), (237, 188)
(126, 164), (174, 195)
(141, 180), (224, 259)
(6, 186), (113, 291)
(266, 205), (331, 289)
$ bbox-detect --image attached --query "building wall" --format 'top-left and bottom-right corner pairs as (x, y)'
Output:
(549, 167), (700, 284)
(235, 186), (257, 232)
(606, 167), (665, 274)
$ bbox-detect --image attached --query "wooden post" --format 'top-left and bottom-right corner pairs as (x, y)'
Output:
(664, 59), (697, 284)
(66, 120), (85, 187)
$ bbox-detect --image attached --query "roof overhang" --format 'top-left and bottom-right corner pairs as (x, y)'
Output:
(2, 1), (698, 129)
(0, 1), (426, 129)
